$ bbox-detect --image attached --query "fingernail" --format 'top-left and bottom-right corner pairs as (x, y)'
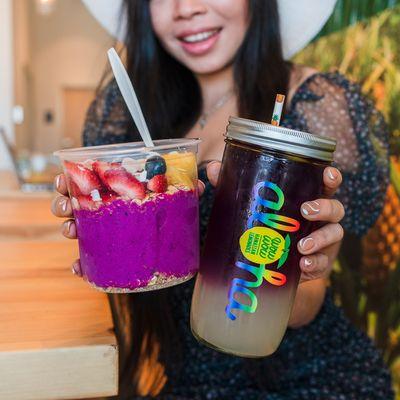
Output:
(65, 220), (72, 233)
(304, 257), (313, 267)
(71, 266), (77, 275)
(300, 237), (314, 251)
(328, 168), (337, 180)
(198, 180), (205, 191)
(208, 162), (220, 180)
(55, 175), (61, 189)
(60, 198), (68, 213)
(302, 201), (320, 216)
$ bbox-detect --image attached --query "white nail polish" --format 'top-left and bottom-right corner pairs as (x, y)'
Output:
(61, 199), (68, 213)
(328, 169), (336, 180)
(66, 220), (72, 233)
(302, 202), (320, 215)
(311, 200), (320, 208)
(300, 237), (314, 250)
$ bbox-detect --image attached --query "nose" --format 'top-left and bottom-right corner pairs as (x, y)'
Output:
(173, 0), (207, 20)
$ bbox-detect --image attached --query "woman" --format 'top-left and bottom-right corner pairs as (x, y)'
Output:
(52, 0), (393, 398)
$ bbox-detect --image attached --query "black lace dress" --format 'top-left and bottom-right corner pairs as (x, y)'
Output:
(83, 72), (394, 399)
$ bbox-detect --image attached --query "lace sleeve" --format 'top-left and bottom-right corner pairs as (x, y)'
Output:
(82, 80), (137, 147)
(286, 72), (390, 236)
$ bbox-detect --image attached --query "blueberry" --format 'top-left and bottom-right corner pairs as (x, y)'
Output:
(145, 156), (166, 179)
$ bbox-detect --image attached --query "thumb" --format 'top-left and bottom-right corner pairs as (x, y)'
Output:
(206, 161), (221, 187)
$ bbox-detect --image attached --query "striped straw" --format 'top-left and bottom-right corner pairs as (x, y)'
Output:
(271, 94), (286, 126)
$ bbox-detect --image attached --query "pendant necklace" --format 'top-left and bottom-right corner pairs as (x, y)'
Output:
(198, 89), (234, 130)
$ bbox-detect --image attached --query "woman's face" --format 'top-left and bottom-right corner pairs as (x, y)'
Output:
(149, 0), (249, 75)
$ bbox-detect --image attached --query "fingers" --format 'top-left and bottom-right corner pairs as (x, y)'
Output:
(71, 259), (83, 277)
(301, 198), (345, 223)
(197, 180), (205, 196)
(206, 161), (221, 187)
(298, 223), (344, 256)
(61, 219), (77, 239)
(300, 253), (330, 281)
(323, 167), (342, 198)
(51, 195), (73, 218)
(55, 174), (69, 196)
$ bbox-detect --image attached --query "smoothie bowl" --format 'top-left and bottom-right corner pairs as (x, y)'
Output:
(55, 139), (200, 293)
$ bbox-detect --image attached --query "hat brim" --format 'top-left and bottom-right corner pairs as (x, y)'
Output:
(82, 0), (337, 60)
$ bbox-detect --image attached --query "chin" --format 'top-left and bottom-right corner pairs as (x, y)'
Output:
(182, 56), (232, 76)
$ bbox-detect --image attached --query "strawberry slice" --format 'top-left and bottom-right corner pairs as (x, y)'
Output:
(101, 191), (119, 204)
(147, 174), (168, 193)
(92, 161), (120, 187)
(67, 177), (82, 197)
(77, 195), (99, 211)
(92, 161), (109, 182)
(64, 161), (102, 195)
(103, 168), (146, 200)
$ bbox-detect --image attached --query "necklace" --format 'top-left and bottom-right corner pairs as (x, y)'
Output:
(198, 89), (234, 129)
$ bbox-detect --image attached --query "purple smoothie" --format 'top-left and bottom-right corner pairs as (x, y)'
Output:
(74, 189), (199, 292)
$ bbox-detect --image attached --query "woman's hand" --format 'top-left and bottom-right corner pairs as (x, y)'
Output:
(51, 174), (207, 277)
(297, 167), (344, 282)
(206, 161), (344, 283)
(51, 174), (82, 276)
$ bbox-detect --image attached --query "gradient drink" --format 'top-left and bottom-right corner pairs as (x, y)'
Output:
(191, 117), (336, 357)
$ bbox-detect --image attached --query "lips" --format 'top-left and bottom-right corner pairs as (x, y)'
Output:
(177, 28), (222, 56)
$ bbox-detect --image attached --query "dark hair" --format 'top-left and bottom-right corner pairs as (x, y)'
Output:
(110, 0), (291, 397)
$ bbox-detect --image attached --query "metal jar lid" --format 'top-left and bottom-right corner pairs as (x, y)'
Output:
(226, 116), (336, 162)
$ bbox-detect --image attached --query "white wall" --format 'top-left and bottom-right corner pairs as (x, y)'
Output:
(0, 0), (14, 170)
(29, 0), (113, 153)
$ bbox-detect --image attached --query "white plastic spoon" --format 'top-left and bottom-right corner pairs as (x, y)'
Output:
(107, 48), (154, 147)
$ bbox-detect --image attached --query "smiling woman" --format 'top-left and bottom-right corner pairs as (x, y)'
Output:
(149, 0), (248, 72)
(52, 0), (394, 399)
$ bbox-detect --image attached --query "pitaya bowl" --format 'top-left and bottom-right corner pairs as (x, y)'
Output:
(54, 139), (200, 293)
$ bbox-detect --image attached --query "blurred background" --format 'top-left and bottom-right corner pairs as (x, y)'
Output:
(0, 0), (399, 397)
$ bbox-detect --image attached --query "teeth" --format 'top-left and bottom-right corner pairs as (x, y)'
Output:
(182, 30), (217, 43)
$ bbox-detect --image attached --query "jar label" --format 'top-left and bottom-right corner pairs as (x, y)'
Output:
(225, 180), (300, 321)
(239, 226), (291, 268)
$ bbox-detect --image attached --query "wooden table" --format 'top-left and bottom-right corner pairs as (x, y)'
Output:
(0, 240), (118, 400)
(0, 191), (61, 241)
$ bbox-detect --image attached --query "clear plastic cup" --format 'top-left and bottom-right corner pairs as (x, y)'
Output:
(55, 139), (200, 293)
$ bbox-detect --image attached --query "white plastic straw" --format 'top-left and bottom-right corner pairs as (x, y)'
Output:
(107, 48), (154, 147)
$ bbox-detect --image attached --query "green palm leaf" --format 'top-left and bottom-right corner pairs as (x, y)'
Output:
(318, 0), (400, 38)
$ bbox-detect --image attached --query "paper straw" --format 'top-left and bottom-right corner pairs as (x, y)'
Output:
(271, 94), (286, 126)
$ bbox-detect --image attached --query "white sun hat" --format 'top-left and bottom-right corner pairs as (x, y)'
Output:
(82, 0), (337, 60)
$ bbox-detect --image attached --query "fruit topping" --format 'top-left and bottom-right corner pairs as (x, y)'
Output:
(122, 157), (145, 176)
(64, 161), (102, 195)
(147, 174), (168, 193)
(67, 177), (82, 197)
(162, 152), (197, 189)
(92, 161), (120, 188)
(103, 168), (146, 200)
(77, 195), (99, 211)
(83, 159), (95, 169)
(145, 156), (167, 180)
(101, 191), (119, 204)
(136, 170), (148, 182)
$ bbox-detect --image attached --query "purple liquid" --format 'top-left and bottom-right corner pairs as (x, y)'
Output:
(191, 141), (327, 357)
(74, 189), (199, 292)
